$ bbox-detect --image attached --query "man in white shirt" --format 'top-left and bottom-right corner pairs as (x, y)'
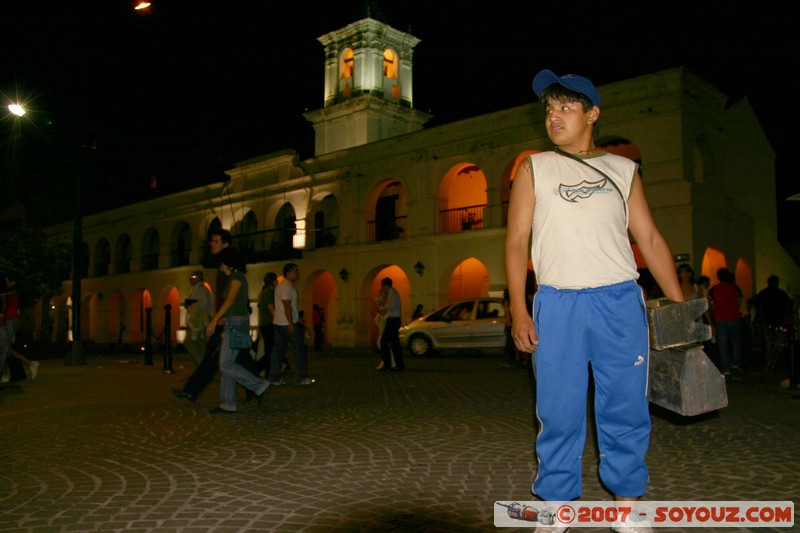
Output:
(268, 263), (313, 385)
(184, 270), (212, 365)
(378, 277), (405, 371)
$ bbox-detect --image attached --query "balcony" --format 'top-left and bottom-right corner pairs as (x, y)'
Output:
(367, 216), (407, 242)
(439, 204), (485, 233)
(201, 228), (302, 267)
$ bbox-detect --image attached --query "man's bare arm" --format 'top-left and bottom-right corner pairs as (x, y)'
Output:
(504, 158), (538, 351)
(627, 174), (683, 302)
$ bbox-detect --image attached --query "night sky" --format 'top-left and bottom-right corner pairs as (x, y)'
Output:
(2, 1), (798, 240)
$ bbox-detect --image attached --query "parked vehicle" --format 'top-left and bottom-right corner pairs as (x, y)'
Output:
(398, 298), (506, 356)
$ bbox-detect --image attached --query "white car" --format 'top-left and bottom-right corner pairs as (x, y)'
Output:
(398, 298), (507, 356)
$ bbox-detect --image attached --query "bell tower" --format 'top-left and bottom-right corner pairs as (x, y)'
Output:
(304, 18), (432, 156)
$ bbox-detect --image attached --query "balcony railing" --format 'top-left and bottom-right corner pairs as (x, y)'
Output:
(367, 216), (407, 242)
(312, 226), (339, 249)
(201, 228), (302, 267)
(439, 204), (485, 233)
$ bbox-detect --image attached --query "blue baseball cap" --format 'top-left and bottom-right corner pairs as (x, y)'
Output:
(533, 69), (601, 108)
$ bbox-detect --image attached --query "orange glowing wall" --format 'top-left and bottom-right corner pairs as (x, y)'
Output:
(448, 258), (490, 300)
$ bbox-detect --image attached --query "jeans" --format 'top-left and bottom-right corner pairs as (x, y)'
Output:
(716, 320), (742, 373)
(184, 328), (206, 366)
(183, 326), (223, 397)
(219, 317), (269, 411)
(380, 317), (404, 370)
(254, 324), (276, 375)
(269, 324), (308, 383)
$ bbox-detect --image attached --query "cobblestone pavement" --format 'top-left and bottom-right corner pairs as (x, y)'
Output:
(1, 348), (798, 532)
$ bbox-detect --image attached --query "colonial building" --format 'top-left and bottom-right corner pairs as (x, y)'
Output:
(39, 17), (798, 350)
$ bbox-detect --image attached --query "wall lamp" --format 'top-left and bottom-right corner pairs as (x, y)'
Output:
(414, 260), (425, 276)
(339, 268), (350, 282)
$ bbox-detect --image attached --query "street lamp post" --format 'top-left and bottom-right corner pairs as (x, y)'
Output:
(65, 168), (87, 365)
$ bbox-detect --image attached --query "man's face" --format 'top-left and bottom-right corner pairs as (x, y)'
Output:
(286, 268), (300, 282)
(189, 276), (199, 285)
(209, 235), (227, 255)
(544, 96), (597, 146)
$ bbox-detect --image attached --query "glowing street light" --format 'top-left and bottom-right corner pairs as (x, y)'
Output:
(134, 1), (151, 10)
(8, 103), (26, 117)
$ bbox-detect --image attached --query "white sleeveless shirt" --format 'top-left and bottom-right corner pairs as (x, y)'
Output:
(530, 151), (640, 289)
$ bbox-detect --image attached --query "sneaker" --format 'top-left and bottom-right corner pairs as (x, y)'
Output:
(297, 377), (315, 385)
(29, 361), (40, 380)
(612, 520), (653, 533)
(269, 380), (286, 386)
(171, 388), (196, 402)
(1, 366), (11, 384)
(376, 361), (385, 370)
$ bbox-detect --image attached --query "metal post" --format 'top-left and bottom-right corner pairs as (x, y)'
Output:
(144, 307), (153, 365)
(162, 303), (174, 374)
(65, 173), (86, 365)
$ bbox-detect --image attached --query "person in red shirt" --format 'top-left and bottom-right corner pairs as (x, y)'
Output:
(708, 268), (744, 375)
(1, 271), (40, 382)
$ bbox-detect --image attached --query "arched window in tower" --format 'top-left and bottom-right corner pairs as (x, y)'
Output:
(339, 48), (354, 98)
(383, 49), (398, 79)
(383, 48), (401, 100)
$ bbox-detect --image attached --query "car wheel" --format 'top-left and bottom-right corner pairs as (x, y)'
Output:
(409, 334), (432, 356)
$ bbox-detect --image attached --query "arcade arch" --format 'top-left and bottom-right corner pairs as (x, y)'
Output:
(447, 258), (491, 301)
(312, 194), (340, 249)
(108, 290), (126, 344)
(141, 228), (160, 271)
(367, 180), (407, 242)
(94, 239), (111, 277)
(439, 163), (487, 233)
(170, 221), (192, 267)
(299, 269), (337, 350)
(362, 265), (411, 347)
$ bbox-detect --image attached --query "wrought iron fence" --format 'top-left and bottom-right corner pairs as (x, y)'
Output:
(366, 216), (407, 242)
(439, 204), (485, 233)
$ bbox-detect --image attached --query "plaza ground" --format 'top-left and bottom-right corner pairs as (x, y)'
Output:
(1, 346), (798, 532)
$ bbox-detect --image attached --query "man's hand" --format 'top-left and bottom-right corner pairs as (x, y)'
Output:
(511, 314), (538, 353)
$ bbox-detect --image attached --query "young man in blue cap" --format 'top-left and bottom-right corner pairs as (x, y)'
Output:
(505, 70), (682, 532)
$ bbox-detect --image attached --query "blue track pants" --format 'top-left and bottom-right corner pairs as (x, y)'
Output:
(532, 280), (651, 500)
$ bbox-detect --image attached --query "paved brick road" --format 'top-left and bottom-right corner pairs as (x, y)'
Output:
(1, 348), (798, 532)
